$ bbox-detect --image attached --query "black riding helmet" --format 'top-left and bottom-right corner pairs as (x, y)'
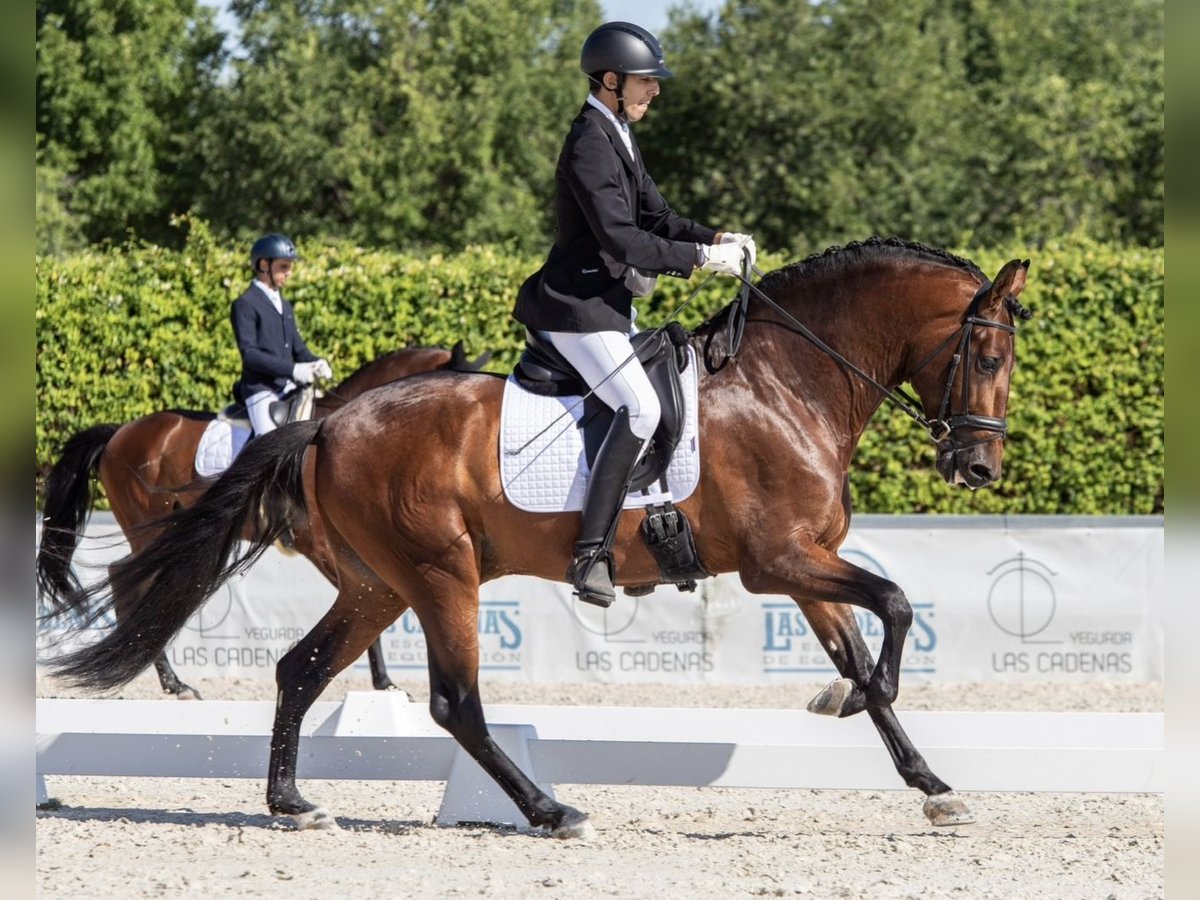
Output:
(581, 22), (673, 117)
(250, 233), (298, 272)
(250, 233), (298, 289)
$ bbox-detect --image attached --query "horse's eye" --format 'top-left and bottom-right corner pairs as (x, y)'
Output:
(979, 356), (1001, 374)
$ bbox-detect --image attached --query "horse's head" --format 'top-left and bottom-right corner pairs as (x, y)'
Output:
(909, 258), (1030, 490)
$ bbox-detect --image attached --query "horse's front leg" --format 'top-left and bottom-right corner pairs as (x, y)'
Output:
(420, 591), (593, 839)
(741, 540), (911, 711)
(797, 598), (974, 826)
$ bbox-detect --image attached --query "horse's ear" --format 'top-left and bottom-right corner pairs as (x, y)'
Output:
(469, 350), (493, 371)
(983, 258), (1029, 317)
(449, 340), (467, 366)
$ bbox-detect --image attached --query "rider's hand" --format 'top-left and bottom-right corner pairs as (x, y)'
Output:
(313, 358), (333, 380)
(291, 361), (317, 385)
(720, 232), (757, 270)
(697, 241), (748, 276)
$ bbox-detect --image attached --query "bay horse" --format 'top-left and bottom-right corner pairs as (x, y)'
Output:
(45, 238), (1031, 836)
(37, 341), (491, 699)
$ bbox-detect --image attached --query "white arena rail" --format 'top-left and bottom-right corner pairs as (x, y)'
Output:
(36, 692), (1163, 828)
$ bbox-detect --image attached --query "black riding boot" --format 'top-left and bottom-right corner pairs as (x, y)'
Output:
(568, 407), (645, 608)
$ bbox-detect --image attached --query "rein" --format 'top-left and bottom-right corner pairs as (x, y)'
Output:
(729, 268), (1016, 448)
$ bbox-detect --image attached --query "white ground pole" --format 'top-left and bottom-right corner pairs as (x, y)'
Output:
(36, 692), (1162, 829)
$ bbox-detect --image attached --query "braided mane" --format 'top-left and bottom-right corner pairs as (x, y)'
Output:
(757, 236), (986, 295)
(695, 236), (990, 340)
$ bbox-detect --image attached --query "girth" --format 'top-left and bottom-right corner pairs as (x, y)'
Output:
(514, 323), (691, 493)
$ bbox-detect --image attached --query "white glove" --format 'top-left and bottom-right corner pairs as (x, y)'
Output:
(313, 358), (333, 380)
(291, 361), (317, 385)
(720, 232), (757, 271)
(697, 241), (748, 276)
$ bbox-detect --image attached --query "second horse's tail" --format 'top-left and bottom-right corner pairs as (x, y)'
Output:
(37, 424), (120, 614)
(41, 420), (321, 693)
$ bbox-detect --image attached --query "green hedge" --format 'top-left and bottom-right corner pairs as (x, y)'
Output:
(36, 220), (1163, 514)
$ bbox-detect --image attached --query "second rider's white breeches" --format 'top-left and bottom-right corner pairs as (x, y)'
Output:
(246, 389), (283, 437)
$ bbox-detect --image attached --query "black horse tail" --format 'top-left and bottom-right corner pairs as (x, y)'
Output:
(37, 424), (120, 614)
(42, 420), (322, 693)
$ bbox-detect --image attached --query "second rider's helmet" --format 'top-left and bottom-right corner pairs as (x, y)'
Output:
(250, 233), (298, 272)
(580, 21), (674, 81)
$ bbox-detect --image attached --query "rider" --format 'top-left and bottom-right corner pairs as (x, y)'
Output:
(231, 233), (332, 438)
(513, 21), (755, 608)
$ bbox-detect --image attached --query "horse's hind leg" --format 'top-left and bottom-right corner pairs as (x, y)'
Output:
(152, 651), (200, 700)
(285, 475), (399, 695)
(267, 586), (404, 829)
(419, 595), (593, 838)
(797, 598), (974, 826)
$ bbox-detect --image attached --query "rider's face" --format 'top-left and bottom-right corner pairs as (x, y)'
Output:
(601, 73), (660, 122)
(258, 259), (294, 287)
(620, 75), (660, 122)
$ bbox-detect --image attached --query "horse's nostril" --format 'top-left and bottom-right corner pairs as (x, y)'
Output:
(969, 463), (993, 483)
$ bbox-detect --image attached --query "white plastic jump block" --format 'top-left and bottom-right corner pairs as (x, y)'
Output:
(36, 692), (1163, 828)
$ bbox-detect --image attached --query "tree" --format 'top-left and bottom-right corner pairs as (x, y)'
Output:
(194, 0), (600, 252)
(35, 0), (226, 251)
(36, 0), (1161, 254)
(952, 0), (1163, 245)
(644, 0), (1163, 254)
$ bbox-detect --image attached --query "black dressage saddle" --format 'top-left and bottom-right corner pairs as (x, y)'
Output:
(513, 322), (709, 593)
(514, 322), (691, 493)
(223, 383), (311, 430)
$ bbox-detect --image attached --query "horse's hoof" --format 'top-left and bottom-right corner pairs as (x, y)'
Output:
(806, 678), (857, 716)
(551, 816), (595, 840)
(174, 688), (202, 701)
(290, 807), (340, 830)
(923, 791), (974, 826)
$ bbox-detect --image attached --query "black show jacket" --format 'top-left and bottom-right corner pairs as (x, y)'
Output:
(513, 103), (717, 333)
(230, 284), (318, 400)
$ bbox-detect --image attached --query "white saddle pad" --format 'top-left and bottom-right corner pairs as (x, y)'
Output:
(195, 419), (252, 477)
(499, 346), (700, 513)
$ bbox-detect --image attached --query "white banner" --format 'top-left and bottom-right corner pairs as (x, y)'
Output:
(40, 515), (1163, 685)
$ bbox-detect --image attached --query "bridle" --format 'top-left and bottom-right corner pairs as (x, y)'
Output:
(900, 279), (1016, 450)
(718, 260), (1016, 450)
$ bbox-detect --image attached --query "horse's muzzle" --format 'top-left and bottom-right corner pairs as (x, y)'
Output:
(936, 444), (1000, 490)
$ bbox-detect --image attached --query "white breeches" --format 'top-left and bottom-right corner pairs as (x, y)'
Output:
(245, 389), (282, 437)
(542, 329), (661, 441)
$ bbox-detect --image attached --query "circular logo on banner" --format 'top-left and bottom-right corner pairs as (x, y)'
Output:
(567, 591), (641, 636)
(986, 554), (1058, 639)
(182, 581), (235, 635)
